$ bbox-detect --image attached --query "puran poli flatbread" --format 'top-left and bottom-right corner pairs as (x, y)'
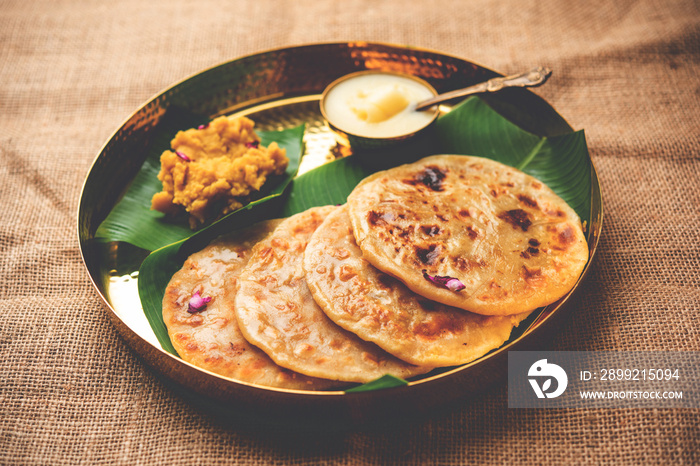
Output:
(234, 206), (430, 383)
(304, 204), (531, 366)
(163, 220), (340, 390)
(347, 155), (589, 316)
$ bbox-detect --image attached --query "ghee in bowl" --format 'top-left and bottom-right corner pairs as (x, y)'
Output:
(321, 71), (439, 149)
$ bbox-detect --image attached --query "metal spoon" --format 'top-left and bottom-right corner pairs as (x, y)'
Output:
(413, 66), (552, 111)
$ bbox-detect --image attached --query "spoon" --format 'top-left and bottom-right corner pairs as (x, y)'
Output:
(413, 66), (552, 111)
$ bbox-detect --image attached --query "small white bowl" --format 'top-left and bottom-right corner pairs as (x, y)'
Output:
(320, 70), (440, 150)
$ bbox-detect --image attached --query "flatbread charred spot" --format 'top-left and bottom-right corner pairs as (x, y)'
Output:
(489, 183), (509, 198)
(415, 244), (441, 265)
(293, 218), (323, 237)
(271, 237), (289, 249)
(173, 333), (190, 344)
(294, 343), (316, 356)
(203, 353), (223, 364)
(520, 238), (541, 259)
(395, 225), (414, 240)
(553, 224), (578, 250)
(228, 342), (246, 357)
(546, 208), (567, 218)
(402, 165), (447, 192)
(465, 225), (479, 240)
(517, 194), (538, 208)
(498, 209), (532, 232)
(453, 256), (487, 272)
(521, 265), (544, 283)
(421, 225), (441, 236)
(368, 210), (395, 226)
(256, 246), (275, 264)
(520, 246), (541, 259)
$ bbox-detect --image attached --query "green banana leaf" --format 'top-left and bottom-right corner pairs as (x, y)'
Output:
(344, 374), (408, 393)
(135, 96), (592, 391)
(94, 108), (305, 252)
(435, 97), (591, 224)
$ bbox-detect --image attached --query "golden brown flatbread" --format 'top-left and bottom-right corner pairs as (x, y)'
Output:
(162, 220), (340, 390)
(347, 155), (589, 316)
(304, 204), (531, 366)
(234, 206), (431, 383)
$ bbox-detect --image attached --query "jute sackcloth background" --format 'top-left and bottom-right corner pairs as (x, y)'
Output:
(1, 0), (699, 463)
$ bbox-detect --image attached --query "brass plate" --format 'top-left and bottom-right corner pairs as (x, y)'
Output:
(78, 42), (603, 428)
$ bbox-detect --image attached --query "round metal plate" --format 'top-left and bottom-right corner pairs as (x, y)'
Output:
(78, 42), (603, 428)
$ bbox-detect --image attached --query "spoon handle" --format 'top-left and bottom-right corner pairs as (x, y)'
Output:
(414, 66), (552, 111)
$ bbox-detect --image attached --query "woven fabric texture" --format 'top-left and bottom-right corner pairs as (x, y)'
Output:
(1, 0), (699, 464)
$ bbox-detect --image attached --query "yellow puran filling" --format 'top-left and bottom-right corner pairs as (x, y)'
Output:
(151, 115), (288, 229)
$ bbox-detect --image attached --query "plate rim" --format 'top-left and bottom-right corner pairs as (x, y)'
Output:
(77, 40), (603, 401)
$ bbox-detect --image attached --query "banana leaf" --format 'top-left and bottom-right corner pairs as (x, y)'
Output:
(345, 375), (408, 393)
(435, 97), (591, 224)
(94, 108), (305, 252)
(136, 96), (592, 390)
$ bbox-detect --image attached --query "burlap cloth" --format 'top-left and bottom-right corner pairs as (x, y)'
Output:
(2, 0), (698, 463)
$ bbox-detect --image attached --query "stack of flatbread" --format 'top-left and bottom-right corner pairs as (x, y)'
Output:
(162, 155), (589, 390)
